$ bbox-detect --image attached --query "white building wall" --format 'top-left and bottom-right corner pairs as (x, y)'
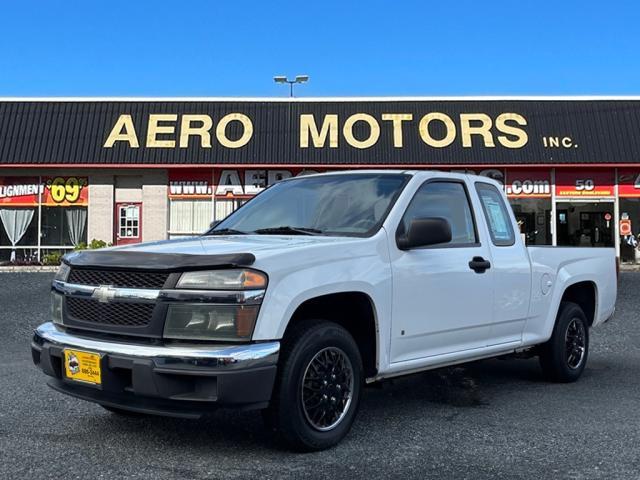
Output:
(87, 174), (114, 243)
(141, 171), (168, 242)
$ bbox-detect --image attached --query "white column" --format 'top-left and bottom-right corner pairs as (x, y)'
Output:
(141, 170), (168, 242)
(551, 168), (557, 246)
(614, 168), (620, 258)
(37, 176), (42, 261)
(87, 175), (114, 244)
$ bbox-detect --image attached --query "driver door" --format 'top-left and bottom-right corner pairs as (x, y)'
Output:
(390, 179), (495, 363)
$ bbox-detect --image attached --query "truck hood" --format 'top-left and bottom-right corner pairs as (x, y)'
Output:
(111, 235), (359, 257)
(64, 234), (379, 272)
(110, 234), (365, 259)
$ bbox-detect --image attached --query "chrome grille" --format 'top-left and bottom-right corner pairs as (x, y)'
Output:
(66, 297), (155, 327)
(67, 269), (169, 289)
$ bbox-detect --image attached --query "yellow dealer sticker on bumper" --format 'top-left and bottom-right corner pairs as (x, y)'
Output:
(63, 349), (102, 385)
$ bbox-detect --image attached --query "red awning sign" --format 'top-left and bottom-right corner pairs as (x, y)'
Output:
(505, 169), (551, 198)
(618, 169), (640, 197)
(0, 176), (88, 206)
(555, 170), (614, 197)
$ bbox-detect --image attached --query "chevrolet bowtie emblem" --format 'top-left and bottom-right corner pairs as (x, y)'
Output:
(91, 285), (117, 303)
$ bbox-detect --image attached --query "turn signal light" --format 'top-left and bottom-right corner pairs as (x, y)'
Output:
(176, 269), (267, 290)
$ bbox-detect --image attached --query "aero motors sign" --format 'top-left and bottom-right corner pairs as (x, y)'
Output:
(555, 170), (614, 197)
(104, 112), (529, 151)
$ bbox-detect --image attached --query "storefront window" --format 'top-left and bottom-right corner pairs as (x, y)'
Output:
(0, 207), (38, 261)
(215, 199), (245, 222)
(41, 206), (88, 246)
(619, 198), (640, 263)
(618, 169), (640, 263)
(169, 200), (213, 237)
(556, 202), (614, 247)
(0, 176), (88, 263)
(509, 198), (552, 245)
(505, 169), (552, 245)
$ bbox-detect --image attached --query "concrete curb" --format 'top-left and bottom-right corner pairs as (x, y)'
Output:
(621, 264), (640, 271)
(0, 266), (59, 272)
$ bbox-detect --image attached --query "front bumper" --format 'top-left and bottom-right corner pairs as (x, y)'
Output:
(31, 322), (280, 418)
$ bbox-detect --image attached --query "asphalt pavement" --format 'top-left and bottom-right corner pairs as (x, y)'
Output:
(1, 272), (639, 479)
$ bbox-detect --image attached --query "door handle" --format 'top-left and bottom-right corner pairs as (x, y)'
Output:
(469, 256), (491, 273)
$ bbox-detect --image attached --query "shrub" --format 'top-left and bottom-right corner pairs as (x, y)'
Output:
(73, 242), (87, 251)
(73, 239), (112, 251)
(42, 252), (64, 266)
(89, 238), (111, 249)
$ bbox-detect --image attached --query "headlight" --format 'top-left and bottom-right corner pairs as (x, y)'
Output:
(176, 269), (267, 290)
(163, 304), (259, 341)
(51, 292), (64, 325)
(55, 262), (71, 282)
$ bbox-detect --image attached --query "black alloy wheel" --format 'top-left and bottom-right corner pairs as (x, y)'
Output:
(540, 301), (590, 383)
(301, 346), (355, 431)
(565, 317), (587, 370)
(263, 319), (363, 451)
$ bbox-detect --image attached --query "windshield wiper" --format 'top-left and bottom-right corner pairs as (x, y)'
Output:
(253, 226), (323, 236)
(204, 228), (248, 236)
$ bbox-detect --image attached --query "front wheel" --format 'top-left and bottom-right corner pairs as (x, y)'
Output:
(539, 301), (589, 383)
(264, 319), (363, 451)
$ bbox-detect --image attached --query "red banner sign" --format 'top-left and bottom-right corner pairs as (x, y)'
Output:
(617, 169), (640, 197)
(43, 176), (89, 206)
(555, 169), (614, 197)
(0, 177), (42, 206)
(168, 170), (213, 199)
(505, 169), (551, 198)
(0, 176), (88, 206)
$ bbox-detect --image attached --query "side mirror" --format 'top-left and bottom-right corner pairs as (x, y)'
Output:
(209, 220), (220, 230)
(397, 217), (452, 250)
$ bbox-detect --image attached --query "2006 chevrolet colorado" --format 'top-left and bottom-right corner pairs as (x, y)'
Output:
(32, 170), (617, 450)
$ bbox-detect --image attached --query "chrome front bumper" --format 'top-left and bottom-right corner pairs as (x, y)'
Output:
(33, 321), (279, 369)
(32, 322), (280, 415)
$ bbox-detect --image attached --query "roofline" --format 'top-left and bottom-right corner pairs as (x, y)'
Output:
(1, 163), (637, 169)
(2, 95), (640, 102)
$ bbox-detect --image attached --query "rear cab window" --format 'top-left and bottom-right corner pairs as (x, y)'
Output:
(475, 182), (515, 246)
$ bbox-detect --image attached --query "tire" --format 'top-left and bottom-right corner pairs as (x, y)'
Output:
(263, 319), (363, 451)
(539, 301), (589, 383)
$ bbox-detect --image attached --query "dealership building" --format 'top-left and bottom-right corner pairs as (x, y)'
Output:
(1, 97), (640, 263)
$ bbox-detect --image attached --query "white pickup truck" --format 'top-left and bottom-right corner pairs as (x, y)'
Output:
(32, 170), (617, 451)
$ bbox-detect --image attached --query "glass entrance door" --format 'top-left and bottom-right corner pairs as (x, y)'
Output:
(556, 202), (614, 247)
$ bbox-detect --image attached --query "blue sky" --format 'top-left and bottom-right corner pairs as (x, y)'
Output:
(0, 1), (638, 96)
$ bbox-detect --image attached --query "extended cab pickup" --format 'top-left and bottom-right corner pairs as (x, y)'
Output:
(32, 170), (617, 450)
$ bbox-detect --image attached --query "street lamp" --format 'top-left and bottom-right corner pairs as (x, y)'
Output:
(274, 75), (309, 97)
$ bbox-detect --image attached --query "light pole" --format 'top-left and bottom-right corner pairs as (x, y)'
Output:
(273, 75), (309, 97)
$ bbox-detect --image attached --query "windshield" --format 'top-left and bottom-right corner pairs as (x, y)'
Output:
(208, 173), (409, 237)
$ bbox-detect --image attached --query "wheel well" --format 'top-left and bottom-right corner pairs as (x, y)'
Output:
(561, 281), (596, 326)
(284, 292), (378, 378)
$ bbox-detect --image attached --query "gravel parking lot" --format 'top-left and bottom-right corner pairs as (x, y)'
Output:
(1, 272), (638, 479)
